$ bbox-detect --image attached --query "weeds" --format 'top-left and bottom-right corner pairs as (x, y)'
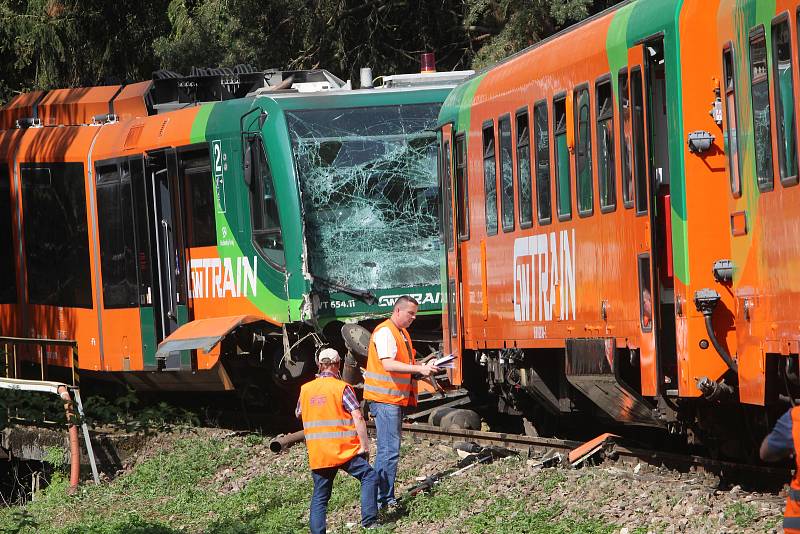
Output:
(723, 501), (758, 528)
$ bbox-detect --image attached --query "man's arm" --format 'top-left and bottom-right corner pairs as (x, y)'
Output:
(351, 409), (370, 455)
(381, 358), (440, 377)
(760, 436), (789, 462)
(760, 409), (795, 462)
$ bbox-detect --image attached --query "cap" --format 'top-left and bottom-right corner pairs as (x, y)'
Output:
(316, 348), (341, 364)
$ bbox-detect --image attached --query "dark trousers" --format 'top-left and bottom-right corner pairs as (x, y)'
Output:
(310, 454), (377, 533)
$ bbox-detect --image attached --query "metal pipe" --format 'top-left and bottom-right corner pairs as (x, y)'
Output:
(57, 385), (80, 493)
(269, 430), (305, 453)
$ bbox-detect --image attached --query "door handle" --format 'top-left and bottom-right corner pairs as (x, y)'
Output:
(161, 219), (177, 321)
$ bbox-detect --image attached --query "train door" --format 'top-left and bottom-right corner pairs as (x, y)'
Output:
(627, 40), (677, 397)
(142, 149), (189, 369)
(440, 124), (463, 383)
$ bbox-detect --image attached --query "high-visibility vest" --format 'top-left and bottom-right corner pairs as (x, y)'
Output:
(299, 376), (361, 470)
(364, 319), (416, 407)
(785, 407), (800, 533)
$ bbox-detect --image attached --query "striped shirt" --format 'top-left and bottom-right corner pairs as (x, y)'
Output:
(295, 371), (359, 418)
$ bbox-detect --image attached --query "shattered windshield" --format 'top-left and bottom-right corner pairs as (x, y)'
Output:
(287, 103), (440, 292)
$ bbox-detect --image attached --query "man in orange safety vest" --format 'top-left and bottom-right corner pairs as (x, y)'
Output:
(298, 348), (378, 532)
(363, 295), (439, 510)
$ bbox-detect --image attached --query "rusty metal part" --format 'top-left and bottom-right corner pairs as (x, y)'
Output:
(57, 385), (80, 494)
(269, 430), (305, 453)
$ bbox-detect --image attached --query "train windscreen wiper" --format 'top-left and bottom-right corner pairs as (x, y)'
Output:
(312, 275), (377, 305)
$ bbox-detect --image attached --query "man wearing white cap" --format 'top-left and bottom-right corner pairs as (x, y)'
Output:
(297, 347), (378, 532)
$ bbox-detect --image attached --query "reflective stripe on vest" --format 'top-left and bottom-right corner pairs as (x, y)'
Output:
(363, 384), (412, 397)
(362, 370), (413, 385)
(785, 516), (800, 531)
(790, 488), (800, 502)
(305, 430), (359, 441)
(299, 377), (361, 470)
(364, 319), (416, 406)
(303, 419), (354, 429)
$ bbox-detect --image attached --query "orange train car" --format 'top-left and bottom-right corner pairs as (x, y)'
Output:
(437, 0), (800, 455)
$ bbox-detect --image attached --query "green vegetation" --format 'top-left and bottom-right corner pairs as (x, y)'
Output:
(0, 0), (622, 104)
(723, 501), (759, 528)
(0, 387), (198, 433)
(465, 501), (615, 534)
(0, 434), (317, 533)
(0, 431), (619, 534)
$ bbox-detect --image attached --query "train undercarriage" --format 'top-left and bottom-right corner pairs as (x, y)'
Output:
(465, 344), (794, 461)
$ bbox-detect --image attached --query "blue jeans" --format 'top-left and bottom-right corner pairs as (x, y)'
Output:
(370, 401), (403, 508)
(310, 453), (377, 533)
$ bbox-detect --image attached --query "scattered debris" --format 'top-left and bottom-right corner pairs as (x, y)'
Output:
(567, 432), (619, 467)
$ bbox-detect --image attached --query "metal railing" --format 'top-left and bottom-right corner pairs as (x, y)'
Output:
(0, 336), (79, 386)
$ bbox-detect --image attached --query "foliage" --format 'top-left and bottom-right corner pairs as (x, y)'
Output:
(0, 0), (624, 104)
(723, 501), (759, 528)
(465, 501), (615, 534)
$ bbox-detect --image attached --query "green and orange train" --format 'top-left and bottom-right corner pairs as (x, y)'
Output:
(0, 66), (470, 395)
(438, 0), (800, 453)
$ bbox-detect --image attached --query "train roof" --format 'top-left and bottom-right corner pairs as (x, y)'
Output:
(0, 67), (473, 131)
(438, 0), (681, 127)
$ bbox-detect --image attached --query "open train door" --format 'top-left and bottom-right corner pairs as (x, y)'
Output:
(142, 148), (191, 370)
(626, 40), (677, 398)
(440, 124), (465, 386)
(625, 44), (659, 397)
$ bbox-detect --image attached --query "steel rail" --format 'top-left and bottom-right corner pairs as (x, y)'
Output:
(370, 422), (791, 482)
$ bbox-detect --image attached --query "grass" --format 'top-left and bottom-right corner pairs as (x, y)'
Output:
(723, 501), (759, 528)
(0, 431), (621, 534)
(465, 501), (615, 534)
(0, 434), (311, 533)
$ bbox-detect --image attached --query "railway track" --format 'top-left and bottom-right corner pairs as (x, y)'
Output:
(374, 422), (792, 488)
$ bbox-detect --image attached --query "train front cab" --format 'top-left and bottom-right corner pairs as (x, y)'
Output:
(438, 3), (726, 437)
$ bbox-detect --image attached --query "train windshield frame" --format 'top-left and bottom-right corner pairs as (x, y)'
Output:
(286, 103), (441, 292)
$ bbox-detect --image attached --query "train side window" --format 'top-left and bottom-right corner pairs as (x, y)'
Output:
(128, 158), (153, 306)
(638, 253), (653, 332)
(575, 85), (593, 216)
(631, 68), (648, 214)
(619, 70), (634, 208)
(533, 101), (552, 224)
(499, 114), (514, 232)
(774, 16), (798, 185)
(554, 96), (571, 221)
(180, 147), (217, 247)
(96, 162), (138, 308)
(20, 162), (92, 308)
(516, 108), (533, 228)
(441, 138), (454, 251)
(0, 163), (16, 304)
(596, 78), (616, 211)
(483, 120), (498, 236)
(750, 26), (775, 191)
(455, 133), (470, 240)
(723, 45), (743, 197)
(246, 136), (285, 267)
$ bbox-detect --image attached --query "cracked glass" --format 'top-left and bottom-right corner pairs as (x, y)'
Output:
(286, 103), (441, 291)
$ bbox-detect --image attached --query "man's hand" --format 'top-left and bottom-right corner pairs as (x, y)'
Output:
(414, 363), (440, 377)
(357, 446), (369, 460)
